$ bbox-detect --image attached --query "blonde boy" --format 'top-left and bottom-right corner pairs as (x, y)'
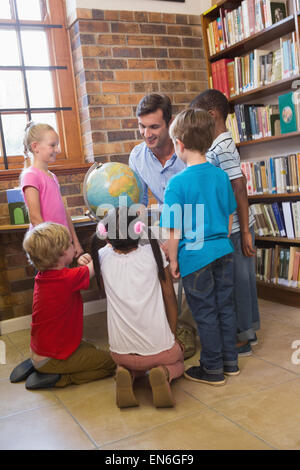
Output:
(11, 222), (115, 389)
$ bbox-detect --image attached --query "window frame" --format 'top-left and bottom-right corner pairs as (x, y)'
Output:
(0, 0), (83, 175)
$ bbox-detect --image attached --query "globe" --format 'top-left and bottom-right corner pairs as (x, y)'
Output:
(83, 162), (144, 219)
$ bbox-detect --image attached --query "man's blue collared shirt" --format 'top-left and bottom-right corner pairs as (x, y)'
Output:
(129, 141), (186, 207)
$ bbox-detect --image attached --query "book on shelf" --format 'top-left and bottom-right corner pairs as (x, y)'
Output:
(241, 154), (300, 196)
(270, 1), (287, 24)
(292, 201), (300, 237)
(211, 59), (232, 99)
(292, 250), (300, 287)
(278, 92), (299, 134)
(271, 201), (286, 236)
(227, 104), (279, 143)
(280, 33), (299, 79)
(206, 0), (288, 55)
(281, 201), (295, 238)
(255, 244), (300, 288)
(210, 35), (298, 100)
(251, 200), (300, 240)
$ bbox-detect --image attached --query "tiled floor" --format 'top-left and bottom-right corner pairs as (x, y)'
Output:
(1, 298), (300, 450)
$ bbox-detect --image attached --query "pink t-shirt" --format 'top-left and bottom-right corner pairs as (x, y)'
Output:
(21, 166), (69, 230)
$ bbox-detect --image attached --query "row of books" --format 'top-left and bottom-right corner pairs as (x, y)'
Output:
(211, 35), (299, 99)
(226, 104), (279, 142)
(251, 202), (300, 238)
(206, 0), (288, 56)
(241, 155), (300, 196)
(227, 91), (300, 143)
(256, 245), (300, 288)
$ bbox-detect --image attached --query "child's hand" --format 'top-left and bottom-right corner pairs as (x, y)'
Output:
(160, 241), (169, 260)
(77, 253), (92, 266)
(73, 240), (84, 258)
(169, 260), (180, 279)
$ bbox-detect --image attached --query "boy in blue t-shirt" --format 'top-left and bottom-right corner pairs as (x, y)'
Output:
(160, 108), (239, 385)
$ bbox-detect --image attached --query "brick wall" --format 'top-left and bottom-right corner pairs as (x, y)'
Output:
(69, 8), (208, 164)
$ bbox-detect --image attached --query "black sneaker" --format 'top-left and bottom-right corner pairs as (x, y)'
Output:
(224, 365), (240, 376)
(184, 366), (225, 386)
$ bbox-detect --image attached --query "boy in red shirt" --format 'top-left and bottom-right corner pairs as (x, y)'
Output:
(10, 222), (115, 389)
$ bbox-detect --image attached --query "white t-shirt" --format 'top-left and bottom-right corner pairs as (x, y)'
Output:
(98, 244), (175, 355)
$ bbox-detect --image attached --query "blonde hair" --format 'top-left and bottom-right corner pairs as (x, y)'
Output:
(23, 121), (56, 169)
(23, 222), (71, 271)
(169, 108), (215, 154)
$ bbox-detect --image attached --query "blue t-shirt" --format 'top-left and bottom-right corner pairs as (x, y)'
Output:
(160, 162), (237, 278)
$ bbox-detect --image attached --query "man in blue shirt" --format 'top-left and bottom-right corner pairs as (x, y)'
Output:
(129, 94), (185, 208)
(129, 94), (197, 342)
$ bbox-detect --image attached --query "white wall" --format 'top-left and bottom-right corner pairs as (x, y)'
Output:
(66, 0), (211, 16)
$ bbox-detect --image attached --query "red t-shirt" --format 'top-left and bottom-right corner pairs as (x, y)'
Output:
(30, 266), (90, 360)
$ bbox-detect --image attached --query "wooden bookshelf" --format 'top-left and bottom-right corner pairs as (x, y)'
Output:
(249, 192), (300, 201)
(210, 14), (295, 61)
(201, 0), (300, 307)
(230, 75), (300, 105)
(236, 130), (300, 148)
(255, 236), (300, 244)
(257, 280), (300, 307)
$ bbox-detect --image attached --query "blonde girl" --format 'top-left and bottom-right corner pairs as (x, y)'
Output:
(20, 122), (83, 257)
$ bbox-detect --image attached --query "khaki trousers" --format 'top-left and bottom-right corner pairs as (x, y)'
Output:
(35, 341), (116, 387)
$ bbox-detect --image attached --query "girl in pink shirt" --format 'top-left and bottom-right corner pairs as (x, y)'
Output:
(20, 122), (83, 257)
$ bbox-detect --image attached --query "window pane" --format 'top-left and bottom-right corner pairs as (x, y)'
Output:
(0, 0), (12, 19)
(16, 0), (42, 21)
(31, 113), (57, 131)
(26, 71), (55, 108)
(2, 114), (27, 156)
(0, 71), (25, 108)
(21, 30), (50, 67)
(0, 30), (20, 66)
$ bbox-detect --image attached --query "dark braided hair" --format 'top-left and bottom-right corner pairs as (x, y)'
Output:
(91, 207), (166, 296)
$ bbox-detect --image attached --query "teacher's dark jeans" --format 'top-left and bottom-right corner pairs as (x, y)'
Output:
(182, 254), (238, 374)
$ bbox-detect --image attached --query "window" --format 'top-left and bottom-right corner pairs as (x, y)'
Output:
(0, 0), (83, 171)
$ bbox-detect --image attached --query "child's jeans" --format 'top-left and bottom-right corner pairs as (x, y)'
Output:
(182, 253), (238, 376)
(110, 342), (184, 382)
(230, 227), (260, 342)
